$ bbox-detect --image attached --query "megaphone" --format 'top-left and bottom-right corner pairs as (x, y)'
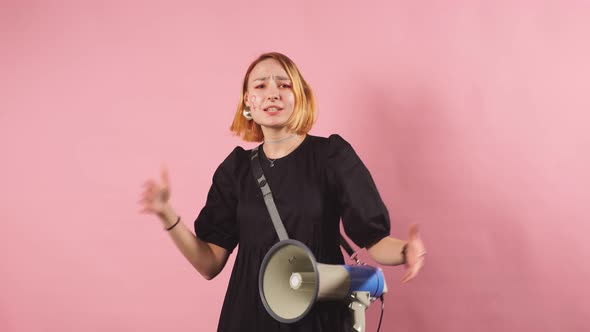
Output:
(259, 239), (387, 331)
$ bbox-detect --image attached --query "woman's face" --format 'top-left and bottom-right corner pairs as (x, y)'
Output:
(244, 59), (295, 130)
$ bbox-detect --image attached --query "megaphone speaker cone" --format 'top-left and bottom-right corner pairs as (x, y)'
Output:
(259, 240), (319, 323)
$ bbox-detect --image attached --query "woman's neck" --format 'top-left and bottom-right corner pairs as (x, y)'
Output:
(261, 128), (305, 159)
(261, 126), (291, 142)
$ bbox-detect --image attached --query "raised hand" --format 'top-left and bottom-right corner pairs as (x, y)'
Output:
(139, 166), (171, 216)
(401, 224), (427, 283)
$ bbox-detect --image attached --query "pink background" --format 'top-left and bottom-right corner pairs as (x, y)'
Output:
(1, 1), (589, 331)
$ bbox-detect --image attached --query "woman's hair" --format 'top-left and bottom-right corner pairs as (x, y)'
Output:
(230, 52), (316, 142)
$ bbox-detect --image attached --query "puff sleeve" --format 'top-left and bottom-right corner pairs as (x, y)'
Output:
(194, 147), (242, 253)
(326, 134), (391, 248)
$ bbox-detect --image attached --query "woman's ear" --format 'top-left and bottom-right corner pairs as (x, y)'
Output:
(243, 92), (250, 107)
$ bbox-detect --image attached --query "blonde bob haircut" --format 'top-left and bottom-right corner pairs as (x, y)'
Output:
(230, 52), (316, 142)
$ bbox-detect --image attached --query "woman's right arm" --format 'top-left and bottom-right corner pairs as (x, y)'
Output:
(140, 167), (230, 280)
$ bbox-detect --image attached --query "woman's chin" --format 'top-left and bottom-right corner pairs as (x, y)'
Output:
(256, 118), (290, 130)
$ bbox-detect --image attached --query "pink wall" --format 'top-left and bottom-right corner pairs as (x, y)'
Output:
(1, 1), (588, 331)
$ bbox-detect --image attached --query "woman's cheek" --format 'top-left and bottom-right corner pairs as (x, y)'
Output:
(249, 95), (262, 112)
(285, 93), (295, 108)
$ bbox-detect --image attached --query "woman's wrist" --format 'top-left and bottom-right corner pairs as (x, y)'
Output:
(165, 216), (181, 231)
(157, 204), (177, 228)
(401, 242), (408, 264)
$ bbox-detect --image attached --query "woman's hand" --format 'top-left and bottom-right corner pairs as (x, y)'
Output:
(138, 166), (230, 279)
(139, 166), (171, 217)
(401, 224), (427, 283)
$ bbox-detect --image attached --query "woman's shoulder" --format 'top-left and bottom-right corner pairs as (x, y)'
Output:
(219, 134), (355, 166)
(214, 145), (253, 175)
(225, 144), (257, 161)
(307, 133), (354, 153)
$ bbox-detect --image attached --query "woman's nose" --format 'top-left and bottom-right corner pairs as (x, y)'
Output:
(267, 85), (280, 101)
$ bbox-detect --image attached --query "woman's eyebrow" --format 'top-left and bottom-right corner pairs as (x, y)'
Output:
(253, 76), (291, 82)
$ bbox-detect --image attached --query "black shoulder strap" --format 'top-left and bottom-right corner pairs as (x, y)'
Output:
(250, 146), (357, 258)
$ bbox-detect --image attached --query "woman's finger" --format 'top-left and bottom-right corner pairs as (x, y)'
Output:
(161, 165), (169, 187)
(145, 185), (156, 197)
(139, 206), (153, 214)
(143, 179), (156, 188)
(140, 189), (154, 200)
(401, 266), (417, 283)
(138, 195), (152, 205)
(408, 224), (420, 240)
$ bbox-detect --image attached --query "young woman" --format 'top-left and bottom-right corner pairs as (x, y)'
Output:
(139, 52), (426, 331)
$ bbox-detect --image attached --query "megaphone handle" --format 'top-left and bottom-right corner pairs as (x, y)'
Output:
(349, 291), (371, 332)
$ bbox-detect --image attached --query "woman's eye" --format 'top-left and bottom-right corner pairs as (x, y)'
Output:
(255, 84), (265, 89)
(280, 84), (291, 88)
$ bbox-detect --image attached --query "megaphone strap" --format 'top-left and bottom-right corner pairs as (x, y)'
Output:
(339, 234), (356, 257)
(250, 146), (289, 241)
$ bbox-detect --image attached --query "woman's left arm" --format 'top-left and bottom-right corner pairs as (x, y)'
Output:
(367, 224), (426, 283)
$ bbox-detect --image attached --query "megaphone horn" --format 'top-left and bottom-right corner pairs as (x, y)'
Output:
(259, 239), (387, 324)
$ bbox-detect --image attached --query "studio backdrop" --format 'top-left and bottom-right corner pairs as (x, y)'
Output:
(1, 1), (588, 331)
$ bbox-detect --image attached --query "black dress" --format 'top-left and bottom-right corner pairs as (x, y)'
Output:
(195, 134), (391, 332)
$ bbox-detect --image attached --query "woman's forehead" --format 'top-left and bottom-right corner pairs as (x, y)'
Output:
(250, 59), (289, 80)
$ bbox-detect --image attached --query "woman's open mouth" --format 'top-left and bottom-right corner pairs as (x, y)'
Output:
(264, 107), (283, 114)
